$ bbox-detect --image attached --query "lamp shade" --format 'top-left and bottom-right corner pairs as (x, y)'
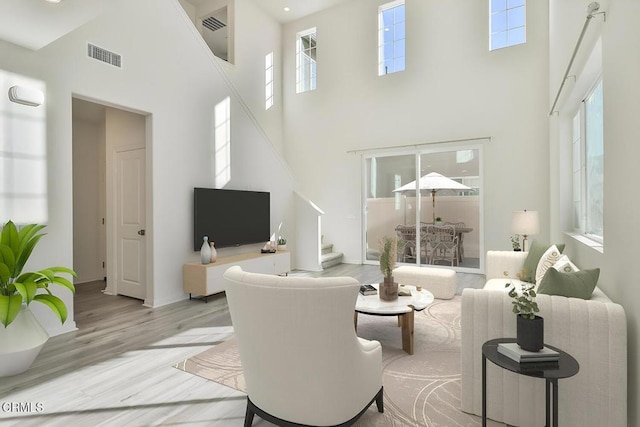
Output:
(512, 210), (540, 235)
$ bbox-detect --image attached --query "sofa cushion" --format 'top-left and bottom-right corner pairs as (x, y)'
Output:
(553, 254), (579, 273)
(522, 240), (566, 283)
(537, 267), (600, 300)
(535, 244), (563, 284)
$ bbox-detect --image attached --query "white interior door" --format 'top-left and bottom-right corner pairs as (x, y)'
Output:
(115, 148), (146, 300)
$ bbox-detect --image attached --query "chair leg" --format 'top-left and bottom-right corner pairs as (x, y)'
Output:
(375, 387), (384, 413)
(244, 399), (255, 427)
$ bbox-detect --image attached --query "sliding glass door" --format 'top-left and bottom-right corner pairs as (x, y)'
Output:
(363, 146), (481, 271)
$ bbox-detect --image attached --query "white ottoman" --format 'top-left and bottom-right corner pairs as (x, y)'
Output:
(393, 266), (456, 299)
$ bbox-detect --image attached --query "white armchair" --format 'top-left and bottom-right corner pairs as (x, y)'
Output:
(223, 266), (384, 426)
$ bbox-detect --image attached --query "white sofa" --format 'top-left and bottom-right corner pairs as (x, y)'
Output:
(461, 250), (627, 427)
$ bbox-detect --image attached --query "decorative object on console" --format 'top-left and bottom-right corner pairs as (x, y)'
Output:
(378, 236), (399, 301)
(200, 236), (211, 264)
(209, 241), (217, 263)
(506, 279), (543, 352)
(511, 234), (521, 251)
(511, 209), (539, 252)
(277, 237), (287, 251)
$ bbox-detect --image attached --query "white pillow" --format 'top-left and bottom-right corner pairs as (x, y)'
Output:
(535, 244), (563, 284)
(552, 254), (580, 273)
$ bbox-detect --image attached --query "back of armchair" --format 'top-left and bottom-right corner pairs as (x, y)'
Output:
(223, 266), (383, 426)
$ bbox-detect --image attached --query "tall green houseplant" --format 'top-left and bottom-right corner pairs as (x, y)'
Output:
(0, 221), (77, 327)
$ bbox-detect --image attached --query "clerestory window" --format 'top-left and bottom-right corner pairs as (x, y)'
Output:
(490, 0), (526, 50)
(378, 0), (405, 76)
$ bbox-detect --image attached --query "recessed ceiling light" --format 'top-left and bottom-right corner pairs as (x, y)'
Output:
(45, 0), (62, 3)
(284, 7), (290, 12)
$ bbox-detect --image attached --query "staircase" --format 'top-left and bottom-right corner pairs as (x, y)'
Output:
(321, 242), (343, 269)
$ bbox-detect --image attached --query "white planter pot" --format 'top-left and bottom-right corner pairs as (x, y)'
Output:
(0, 306), (49, 377)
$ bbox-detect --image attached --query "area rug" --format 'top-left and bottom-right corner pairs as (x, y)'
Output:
(174, 297), (505, 426)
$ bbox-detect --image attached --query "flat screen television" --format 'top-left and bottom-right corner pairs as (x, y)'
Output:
(193, 188), (271, 250)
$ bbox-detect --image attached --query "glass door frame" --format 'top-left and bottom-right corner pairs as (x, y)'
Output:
(361, 143), (485, 274)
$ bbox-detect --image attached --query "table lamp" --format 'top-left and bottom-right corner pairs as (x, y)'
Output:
(512, 210), (539, 252)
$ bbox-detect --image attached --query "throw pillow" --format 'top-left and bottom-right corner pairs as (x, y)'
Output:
(521, 240), (566, 283)
(553, 254), (579, 273)
(537, 267), (600, 300)
(535, 245), (563, 284)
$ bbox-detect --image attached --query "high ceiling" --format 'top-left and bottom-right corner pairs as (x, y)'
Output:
(0, 0), (351, 51)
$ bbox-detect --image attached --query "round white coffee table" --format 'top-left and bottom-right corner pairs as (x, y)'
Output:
(354, 284), (434, 355)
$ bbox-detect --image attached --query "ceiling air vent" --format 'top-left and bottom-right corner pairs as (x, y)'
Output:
(202, 16), (226, 32)
(87, 43), (122, 68)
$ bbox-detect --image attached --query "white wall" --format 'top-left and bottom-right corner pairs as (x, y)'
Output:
(281, 0), (550, 264)
(72, 118), (103, 283)
(0, 0), (292, 331)
(549, 0), (640, 423)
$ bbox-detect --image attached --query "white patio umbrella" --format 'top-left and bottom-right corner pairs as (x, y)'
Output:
(393, 172), (471, 223)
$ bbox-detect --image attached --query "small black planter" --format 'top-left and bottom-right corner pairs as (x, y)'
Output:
(513, 248), (522, 252)
(517, 314), (544, 352)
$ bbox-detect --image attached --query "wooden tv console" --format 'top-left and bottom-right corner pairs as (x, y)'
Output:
(183, 250), (291, 301)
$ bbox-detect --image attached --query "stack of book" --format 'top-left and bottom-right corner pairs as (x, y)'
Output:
(497, 342), (560, 363)
(359, 284), (377, 296)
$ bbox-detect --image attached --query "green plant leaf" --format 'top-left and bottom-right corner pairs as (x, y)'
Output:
(14, 233), (44, 278)
(33, 294), (67, 324)
(14, 280), (38, 303)
(0, 263), (10, 288)
(17, 224), (45, 255)
(52, 276), (76, 294)
(0, 244), (16, 273)
(0, 294), (22, 327)
(49, 266), (78, 278)
(17, 271), (47, 284)
(1, 221), (19, 255)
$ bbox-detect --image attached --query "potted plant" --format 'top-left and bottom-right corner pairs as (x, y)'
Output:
(435, 217), (443, 225)
(378, 236), (399, 301)
(505, 278), (543, 352)
(0, 221), (77, 377)
(277, 237), (287, 251)
(511, 234), (521, 251)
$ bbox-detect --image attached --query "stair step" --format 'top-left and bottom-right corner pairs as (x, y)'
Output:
(321, 243), (333, 255)
(321, 251), (343, 269)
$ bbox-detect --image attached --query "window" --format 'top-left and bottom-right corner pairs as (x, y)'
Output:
(572, 79), (603, 241)
(378, 0), (405, 75)
(1, 72), (48, 224)
(265, 52), (274, 110)
(214, 97), (231, 188)
(490, 0), (526, 50)
(296, 28), (316, 93)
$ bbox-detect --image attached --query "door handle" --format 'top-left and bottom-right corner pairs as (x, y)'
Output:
(138, 229), (146, 236)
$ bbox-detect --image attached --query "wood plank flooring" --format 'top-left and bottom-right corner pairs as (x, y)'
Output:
(0, 264), (484, 426)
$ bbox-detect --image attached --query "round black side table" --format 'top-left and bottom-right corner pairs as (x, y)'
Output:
(482, 338), (579, 427)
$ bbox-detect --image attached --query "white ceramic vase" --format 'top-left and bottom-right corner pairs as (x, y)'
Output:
(200, 236), (211, 264)
(210, 241), (217, 263)
(0, 305), (49, 377)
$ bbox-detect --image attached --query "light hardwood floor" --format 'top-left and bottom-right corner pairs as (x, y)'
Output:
(0, 264), (484, 426)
